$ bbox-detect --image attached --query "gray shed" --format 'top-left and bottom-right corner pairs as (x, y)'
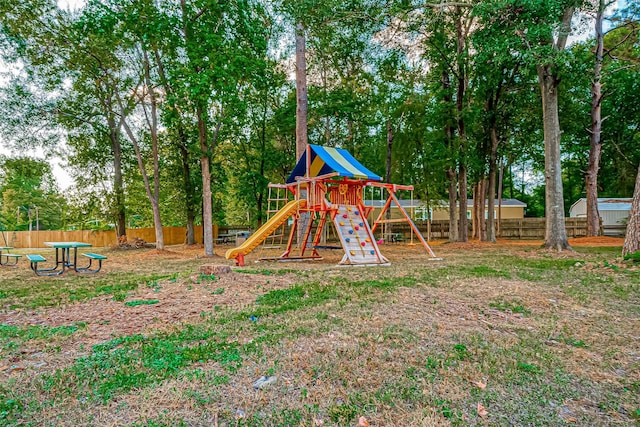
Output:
(569, 198), (632, 235)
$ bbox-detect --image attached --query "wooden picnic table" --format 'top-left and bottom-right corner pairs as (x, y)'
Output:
(216, 234), (235, 244)
(384, 233), (404, 243)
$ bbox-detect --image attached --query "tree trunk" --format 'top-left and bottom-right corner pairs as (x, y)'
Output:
(481, 179), (488, 240)
(144, 50), (164, 250)
(386, 120), (392, 225)
(442, 69), (457, 242)
(471, 183), (478, 238)
(115, 50), (164, 250)
(447, 168), (458, 242)
(294, 21), (309, 247)
(455, 8), (468, 242)
(154, 46), (195, 245)
(538, 64), (571, 250)
(486, 127), (499, 242)
(198, 105), (214, 256)
(295, 21), (308, 161)
(179, 132), (196, 245)
(386, 120), (393, 183)
(536, 6), (574, 251)
(458, 166), (468, 241)
(107, 115), (126, 240)
(586, 0), (605, 237)
(497, 160), (504, 237)
(623, 163), (640, 257)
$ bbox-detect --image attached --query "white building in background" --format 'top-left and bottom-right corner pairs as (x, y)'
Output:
(569, 198), (632, 235)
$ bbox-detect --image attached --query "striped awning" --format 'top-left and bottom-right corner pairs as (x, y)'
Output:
(286, 145), (382, 183)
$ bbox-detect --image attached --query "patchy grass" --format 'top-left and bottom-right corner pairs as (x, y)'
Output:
(124, 299), (160, 307)
(0, 243), (638, 425)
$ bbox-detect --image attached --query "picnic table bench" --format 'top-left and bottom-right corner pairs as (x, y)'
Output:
(77, 253), (107, 273)
(216, 233), (235, 244)
(0, 246), (21, 267)
(216, 231), (251, 245)
(27, 254), (61, 276)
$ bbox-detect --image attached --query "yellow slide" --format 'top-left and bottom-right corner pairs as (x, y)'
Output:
(225, 199), (306, 260)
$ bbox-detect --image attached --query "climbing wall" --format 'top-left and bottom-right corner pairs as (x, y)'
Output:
(333, 205), (389, 266)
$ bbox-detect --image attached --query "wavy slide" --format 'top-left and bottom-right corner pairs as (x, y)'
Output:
(225, 199), (306, 261)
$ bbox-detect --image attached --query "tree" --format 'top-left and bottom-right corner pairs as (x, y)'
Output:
(481, 0), (582, 249)
(0, 0), (131, 240)
(0, 156), (67, 230)
(585, 0), (609, 236)
(536, 4), (578, 250)
(170, 0), (269, 256)
(623, 163), (640, 257)
(382, 1), (475, 242)
(295, 21), (308, 160)
(473, 4), (529, 242)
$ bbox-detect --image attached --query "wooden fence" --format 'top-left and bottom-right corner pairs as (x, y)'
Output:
(2, 226), (208, 249)
(380, 217), (591, 240)
(2, 217), (611, 249)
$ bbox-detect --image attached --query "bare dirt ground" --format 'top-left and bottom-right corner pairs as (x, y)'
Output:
(0, 237), (626, 373)
(1, 237), (624, 342)
(0, 236), (635, 426)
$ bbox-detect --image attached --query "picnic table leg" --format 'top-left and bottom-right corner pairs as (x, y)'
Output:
(55, 248), (63, 270)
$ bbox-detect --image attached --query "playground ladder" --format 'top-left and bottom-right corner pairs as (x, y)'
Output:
(263, 185), (289, 249)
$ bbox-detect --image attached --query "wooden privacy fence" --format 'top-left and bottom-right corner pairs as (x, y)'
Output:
(2, 217), (606, 249)
(2, 226), (211, 249)
(383, 217), (591, 240)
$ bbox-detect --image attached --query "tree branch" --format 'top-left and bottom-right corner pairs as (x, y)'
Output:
(554, 6), (575, 51)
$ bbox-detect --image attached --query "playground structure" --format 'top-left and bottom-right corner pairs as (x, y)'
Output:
(225, 144), (439, 266)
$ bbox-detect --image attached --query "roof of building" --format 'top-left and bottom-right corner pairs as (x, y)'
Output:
(363, 198), (526, 208)
(466, 199), (527, 207)
(571, 198), (632, 211)
(286, 145), (382, 184)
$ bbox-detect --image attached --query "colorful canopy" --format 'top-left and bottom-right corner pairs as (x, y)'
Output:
(286, 145), (382, 183)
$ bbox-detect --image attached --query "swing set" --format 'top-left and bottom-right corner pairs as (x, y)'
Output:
(225, 144), (440, 266)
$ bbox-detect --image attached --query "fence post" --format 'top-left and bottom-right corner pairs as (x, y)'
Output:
(519, 219), (523, 239)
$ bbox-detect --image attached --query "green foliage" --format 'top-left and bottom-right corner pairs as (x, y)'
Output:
(0, 156), (68, 230)
(517, 361), (542, 375)
(623, 251), (640, 262)
(489, 299), (531, 315)
(124, 299), (160, 307)
(234, 268), (297, 275)
(197, 274), (217, 283)
(0, 323), (85, 340)
(0, 0), (638, 230)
